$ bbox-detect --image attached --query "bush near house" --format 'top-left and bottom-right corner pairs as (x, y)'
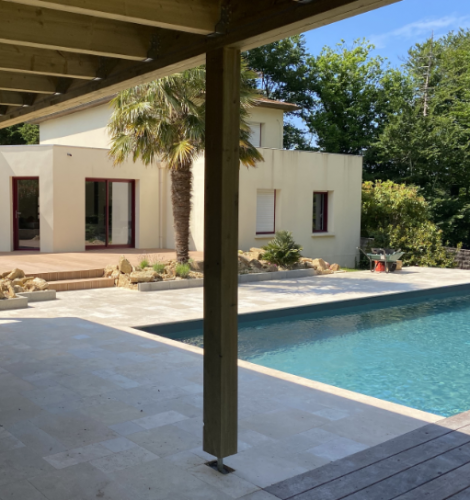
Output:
(361, 180), (457, 268)
(261, 230), (303, 267)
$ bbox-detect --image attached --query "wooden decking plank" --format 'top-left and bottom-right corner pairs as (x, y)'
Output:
(393, 463), (470, 500)
(447, 487), (470, 499)
(289, 433), (470, 500)
(267, 412), (470, 500)
(266, 422), (451, 500)
(342, 442), (470, 500)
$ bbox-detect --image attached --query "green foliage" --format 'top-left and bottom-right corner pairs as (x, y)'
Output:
(175, 262), (191, 278)
(306, 40), (405, 171)
(261, 230), (303, 267)
(152, 262), (166, 274)
(0, 123), (39, 145)
(362, 181), (456, 268)
(139, 259), (149, 269)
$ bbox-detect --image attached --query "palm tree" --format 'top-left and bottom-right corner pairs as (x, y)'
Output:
(108, 62), (263, 263)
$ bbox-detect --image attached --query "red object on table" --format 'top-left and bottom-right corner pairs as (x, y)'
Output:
(374, 261), (386, 272)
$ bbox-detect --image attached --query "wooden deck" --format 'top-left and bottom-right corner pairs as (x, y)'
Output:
(265, 410), (470, 500)
(0, 248), (204, 275)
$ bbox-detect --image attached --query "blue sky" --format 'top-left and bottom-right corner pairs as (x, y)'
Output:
(303, 0), (470, 67)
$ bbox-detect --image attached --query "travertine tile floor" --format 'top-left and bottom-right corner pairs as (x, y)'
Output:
(0, 267), (469, 499)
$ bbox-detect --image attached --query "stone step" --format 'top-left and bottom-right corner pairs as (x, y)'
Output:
(27, 269), (104, 282)
(48, 277), (114, 292)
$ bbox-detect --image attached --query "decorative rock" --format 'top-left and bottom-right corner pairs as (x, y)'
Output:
(1, 271), (10, 279)
(265, 264), (278, 272)
(190, 260), (204, 272)
(311, 258), (328, 271)
(118, 256), (133, 274)
(330, 263), (340, 272)
(129, 271), (159, 283)
(250, 259), (263, 270)
(0, 289), (4, 299)
(104, 264), (118, 277)
(117, 274), (133, 289)
(7, 268), (25, 280)
(28, 278), (49, 291)
(249, 248), (265, 259)
(13, 285), (24, 293)
(319, 269), (333, 275)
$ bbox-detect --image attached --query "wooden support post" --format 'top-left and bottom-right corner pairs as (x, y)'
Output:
(203, 46), (241, 460)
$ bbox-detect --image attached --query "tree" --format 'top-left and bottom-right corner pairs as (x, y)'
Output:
(361, 181), (456, 267)
(108, 63), (263, 263)
(0, 123), (39, 145)
(375, 30), (470, 246)
(244, 35), (312, 149)
(305, 40), (405, 171)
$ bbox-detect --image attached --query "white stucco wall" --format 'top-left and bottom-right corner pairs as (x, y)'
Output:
(0, 145), (160, 252)
(163, 148), (362, 267)
(40, 104), (113, 148)
(39, 102), (286, 150)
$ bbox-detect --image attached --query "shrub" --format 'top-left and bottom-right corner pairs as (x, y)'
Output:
(261, 230), (303, 267)
(362, 181), (457, 268)
(153, 262), (166, 274)
(139, 259), (150, 269)
(175, 262), (191, 278)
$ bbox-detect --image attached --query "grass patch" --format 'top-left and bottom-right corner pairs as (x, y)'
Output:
(341, 267), (362, 272)
(175, 262), (191, 278)
(139, 259), (150, 269)
(153, 262), (166, 274)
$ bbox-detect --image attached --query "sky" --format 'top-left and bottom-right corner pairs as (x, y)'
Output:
(302, 0), (470, 67)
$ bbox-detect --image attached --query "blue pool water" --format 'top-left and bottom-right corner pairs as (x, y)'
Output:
(158, 293), (470, 417)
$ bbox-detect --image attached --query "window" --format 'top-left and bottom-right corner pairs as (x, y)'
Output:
(85, 179), (135, 248)
(256, 189), (276, 234)
(249, 123), (262, 147)
(313, 192), (328, 232)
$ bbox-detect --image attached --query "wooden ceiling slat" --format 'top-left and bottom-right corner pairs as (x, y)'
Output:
(0, 2), (172, 60)
(0, 43), (105, 80)
(0, 90), (29, 106)
(0, 71), (58, 93)
(2, 0), (219, 35)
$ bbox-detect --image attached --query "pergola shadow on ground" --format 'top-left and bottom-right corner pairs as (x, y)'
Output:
(0, 315), (439, 499)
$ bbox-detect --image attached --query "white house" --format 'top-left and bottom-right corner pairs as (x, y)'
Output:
(0, 97), (362, 267)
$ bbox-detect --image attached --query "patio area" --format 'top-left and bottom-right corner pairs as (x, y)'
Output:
(1, 267), (470, 499)
(0, 249), (204, 276)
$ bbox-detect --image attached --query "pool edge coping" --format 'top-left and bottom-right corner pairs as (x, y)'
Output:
(115, 324), (443, 426)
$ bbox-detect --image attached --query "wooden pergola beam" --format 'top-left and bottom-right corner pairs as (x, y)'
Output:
(0, 2), (177, 60)
(0, 71), (58, 94)
(2, 0), (219, 35)
(0, 90), (29, 106)
(204, 47), (240, 462)
(0, 0), (399, 128)
(0, 43), (107, 80)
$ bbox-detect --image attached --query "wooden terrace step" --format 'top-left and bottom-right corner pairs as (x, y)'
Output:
(27, 268), (105, 282)
(48, 277), (114, 292)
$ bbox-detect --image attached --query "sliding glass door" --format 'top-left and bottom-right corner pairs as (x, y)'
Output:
(85, 179), (135, 249)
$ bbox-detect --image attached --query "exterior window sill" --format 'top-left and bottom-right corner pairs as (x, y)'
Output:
(311, 232), (335, 238)
(255, 234), (275, 239)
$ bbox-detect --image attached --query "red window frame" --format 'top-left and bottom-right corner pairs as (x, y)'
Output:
(313, 191), (328, 233)
(256, 189), (276, 235)
(12, 176), (40, 251)
(85, 178), (135, 250)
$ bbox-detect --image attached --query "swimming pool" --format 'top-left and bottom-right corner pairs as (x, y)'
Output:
(141, 287), (470, 417)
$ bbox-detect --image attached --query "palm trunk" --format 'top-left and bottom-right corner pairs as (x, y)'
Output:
(170, 161), (192, 263)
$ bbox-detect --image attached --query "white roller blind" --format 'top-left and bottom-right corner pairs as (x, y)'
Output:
(256, 189), (275, 234)
(249, 123), (262, 147)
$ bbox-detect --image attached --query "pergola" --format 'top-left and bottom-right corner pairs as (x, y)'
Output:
(0, 0), (398, 468)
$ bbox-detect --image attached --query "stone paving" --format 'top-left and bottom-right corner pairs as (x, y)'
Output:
(0, 267), (470, 499)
